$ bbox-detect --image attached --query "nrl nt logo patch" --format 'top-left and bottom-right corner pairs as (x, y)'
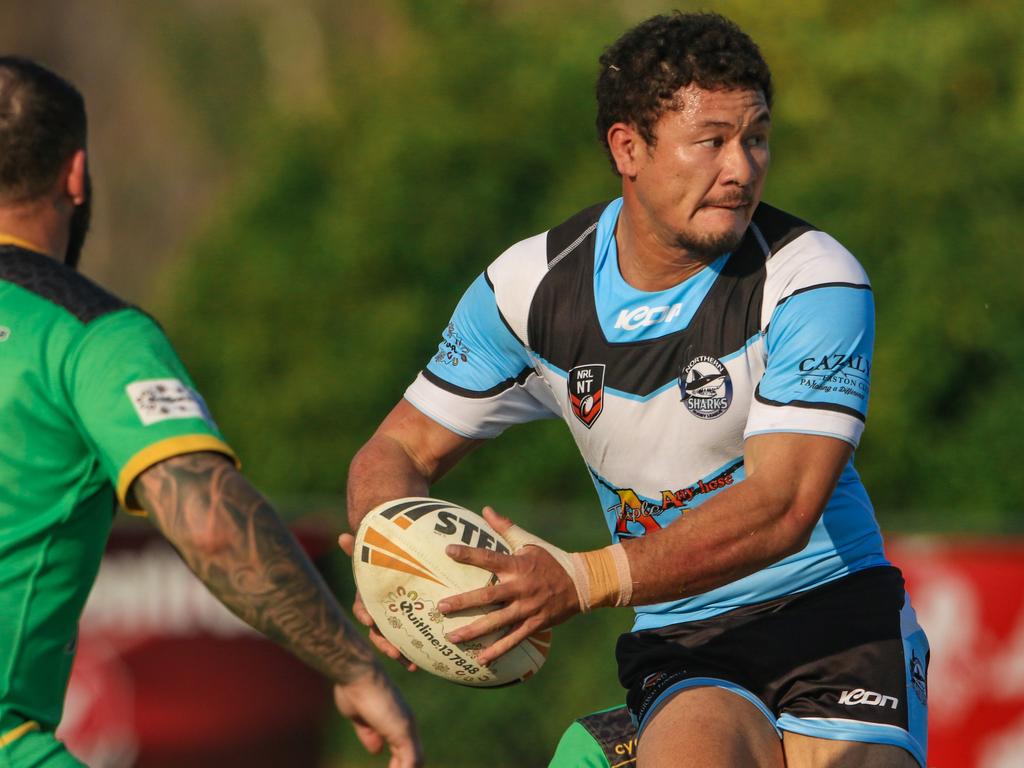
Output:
(568, 363), (605, 428)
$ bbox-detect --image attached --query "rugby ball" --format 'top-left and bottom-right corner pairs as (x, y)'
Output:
(352, 497), (551, 687)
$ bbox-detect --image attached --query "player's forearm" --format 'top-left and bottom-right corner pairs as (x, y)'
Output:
(134, 452), (377, 685)
(346, 432), (433, 530)
(589, 434), (850, 608)
(347, 399), (485, 531)
(617, 473), (814, 606)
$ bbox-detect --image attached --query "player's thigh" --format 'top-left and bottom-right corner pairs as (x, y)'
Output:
(783, 731), (919, 768)
(636, 686), (783, 768)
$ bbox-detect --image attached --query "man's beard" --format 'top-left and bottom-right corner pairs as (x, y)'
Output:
(671, 196), (754, 262)
(672, 226), (747, 263)
(64, 169), (92, 270)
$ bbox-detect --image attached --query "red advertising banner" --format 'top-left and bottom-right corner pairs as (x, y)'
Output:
(890, 538), (1024, 768)
(58, 526), (331, 768)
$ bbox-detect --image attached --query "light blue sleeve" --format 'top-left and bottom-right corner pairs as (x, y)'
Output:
(756, 285), (874, 422)
(423, 273), (533, 395)
(405, 273), (555, 439)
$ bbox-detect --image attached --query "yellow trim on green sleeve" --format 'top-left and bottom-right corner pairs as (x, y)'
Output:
(0, 719), (40, 748)
(117, 435), (240, 514)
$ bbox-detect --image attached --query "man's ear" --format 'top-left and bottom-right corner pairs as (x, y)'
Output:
(64, 149), (87, 205)
(606, 122), (645, 179)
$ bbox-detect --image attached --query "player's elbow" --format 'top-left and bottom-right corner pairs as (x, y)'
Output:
(748, 466), (830, 561)
(347, 440), (378, 485)
(776, 499), (823, 558)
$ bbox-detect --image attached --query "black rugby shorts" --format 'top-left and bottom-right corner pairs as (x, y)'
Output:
(616, 566), (929, 766)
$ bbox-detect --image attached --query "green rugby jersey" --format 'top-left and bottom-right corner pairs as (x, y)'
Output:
(0, 238), (237, 746)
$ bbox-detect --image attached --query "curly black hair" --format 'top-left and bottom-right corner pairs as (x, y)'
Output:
(596, 12), (772, 172)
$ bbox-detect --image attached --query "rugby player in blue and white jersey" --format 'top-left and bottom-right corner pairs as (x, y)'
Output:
(342, 12), (928, 768)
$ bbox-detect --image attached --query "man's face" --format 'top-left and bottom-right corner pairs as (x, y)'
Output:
(627, 84), (771, 260)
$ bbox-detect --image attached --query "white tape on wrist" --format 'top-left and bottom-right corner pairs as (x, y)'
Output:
(502, 523), (632, 612)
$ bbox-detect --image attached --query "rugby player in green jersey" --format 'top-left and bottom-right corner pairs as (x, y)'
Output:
(548, 706), (637, 768)
(0, 57), (421, 768)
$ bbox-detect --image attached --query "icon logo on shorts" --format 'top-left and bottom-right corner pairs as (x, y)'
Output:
(0, 326), (10, 342)
(910, 650), (927, 705)
(679, 355), (732, 419)
(838, 688), (899, 709)
(568, 364), (605, 428)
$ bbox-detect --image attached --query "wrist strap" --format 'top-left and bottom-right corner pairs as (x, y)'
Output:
(502, 523), (632, 612)
(572, 545), (633, 611)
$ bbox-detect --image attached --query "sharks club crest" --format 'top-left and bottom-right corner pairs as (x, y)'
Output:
(680, 355), (733, 419)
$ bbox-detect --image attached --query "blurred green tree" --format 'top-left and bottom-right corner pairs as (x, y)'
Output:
(158, 0), (625, 509)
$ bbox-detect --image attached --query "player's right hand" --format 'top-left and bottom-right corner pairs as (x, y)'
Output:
(334, 667), (423, 768)
(339, 533), (418, 671)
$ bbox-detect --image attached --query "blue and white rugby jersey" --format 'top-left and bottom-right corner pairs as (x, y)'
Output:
(406, 198), (890, 631)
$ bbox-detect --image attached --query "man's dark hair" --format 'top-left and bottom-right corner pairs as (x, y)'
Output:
(0, 56), (87, 203)
(596, 12), (773, 171)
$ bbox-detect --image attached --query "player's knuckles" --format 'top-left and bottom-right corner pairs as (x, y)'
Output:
(370, 632), (400, 656)
(459, 613), (506, 640)
(480, 584), (507, 605)
(448, 626), (482, 644)
(485, 610), (517, 634)
(497, 628), (526, 651)
(446, 544), (491, 566)
(483, 633), (521, 664)
(354, 607), (374, 626)
(441, 590), (478, 612)
(444, 544), (469, 561)
(446, 584), (502, 612)
(353, 594), (375, 623)
(463, 586), (497, 607)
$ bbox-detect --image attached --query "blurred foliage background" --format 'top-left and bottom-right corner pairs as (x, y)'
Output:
(4, 0), (1022, 765)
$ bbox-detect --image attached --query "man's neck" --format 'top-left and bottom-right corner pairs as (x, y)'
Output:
(614, 204), (713, 292)
(0, 199), (65, 260)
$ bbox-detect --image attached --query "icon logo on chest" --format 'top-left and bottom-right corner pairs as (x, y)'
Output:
(568, 364), (605, 428)
(679, 355), (732, 419)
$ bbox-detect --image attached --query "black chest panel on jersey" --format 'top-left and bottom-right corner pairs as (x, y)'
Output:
(0, 245), (126, 323)
(527, 202), (815, 397)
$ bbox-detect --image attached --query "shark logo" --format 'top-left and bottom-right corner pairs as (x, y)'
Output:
(680, 355), (732, 419)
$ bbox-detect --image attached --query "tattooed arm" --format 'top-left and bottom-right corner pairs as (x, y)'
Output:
(131, 451), (422, 767)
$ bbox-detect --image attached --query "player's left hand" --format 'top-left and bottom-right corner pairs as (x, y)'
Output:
(333, 666), (423, 768)
(437, 506), (580, 666)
